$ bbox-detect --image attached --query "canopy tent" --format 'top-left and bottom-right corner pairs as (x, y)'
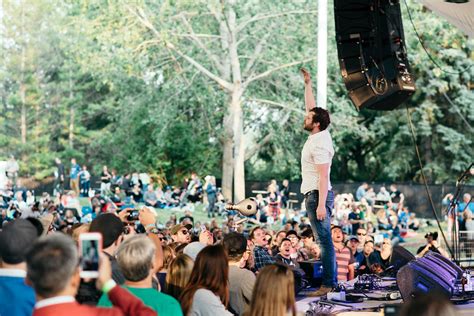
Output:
(418, 1), (474, 38)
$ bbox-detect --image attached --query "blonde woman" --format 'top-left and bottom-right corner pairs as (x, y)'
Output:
(165, 254), (194, 301)
(157, 245), (176, 290)
(245, 264), (296, 316)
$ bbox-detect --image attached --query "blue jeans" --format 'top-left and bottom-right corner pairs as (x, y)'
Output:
(305, 190), (336, 287)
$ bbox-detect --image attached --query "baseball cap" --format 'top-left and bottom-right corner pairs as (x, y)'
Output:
(183, 242), (206, 261)
(89, 213), (124, 248)
(425, 232), (438, 240)
(170, 223), (193, 235)
(0, 219), (39, 264)
(348, 235), (359, 242)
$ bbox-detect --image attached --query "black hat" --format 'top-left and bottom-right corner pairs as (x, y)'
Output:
(0, 219), (39, 264)
(301, 228), (313, 238)
(89, 213), (124, 248)
(286, 230), (299, 239)
(425, 232), (438, 240)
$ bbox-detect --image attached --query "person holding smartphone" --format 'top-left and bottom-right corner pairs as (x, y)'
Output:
(26, 234), (155, 316)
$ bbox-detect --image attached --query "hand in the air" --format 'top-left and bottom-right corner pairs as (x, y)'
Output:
(300, 68), (311, 84)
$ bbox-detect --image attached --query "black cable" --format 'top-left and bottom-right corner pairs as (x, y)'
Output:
(405, 105), (454, 259)
(402, 0), (473, 75)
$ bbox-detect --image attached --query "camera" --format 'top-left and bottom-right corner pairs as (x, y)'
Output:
(126, 209), (139, 222)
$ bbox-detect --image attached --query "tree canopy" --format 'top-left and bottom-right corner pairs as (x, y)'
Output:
(0, 0), (472, 196)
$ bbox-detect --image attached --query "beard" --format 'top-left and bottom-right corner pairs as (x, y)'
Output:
(303, 122), (313, 131)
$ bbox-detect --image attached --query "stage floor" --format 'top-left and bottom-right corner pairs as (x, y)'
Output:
(296, 295), (474, 315)
(296, 277), (474, 315)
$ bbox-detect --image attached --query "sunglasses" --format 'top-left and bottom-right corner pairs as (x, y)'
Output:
(179, 230), (189, 235)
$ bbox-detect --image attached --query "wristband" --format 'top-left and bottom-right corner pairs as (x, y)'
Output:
(102, 279), (117, 294)
(145, 223), (156, 230)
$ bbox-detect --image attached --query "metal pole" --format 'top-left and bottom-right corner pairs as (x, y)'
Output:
(317, 0), (328, 110)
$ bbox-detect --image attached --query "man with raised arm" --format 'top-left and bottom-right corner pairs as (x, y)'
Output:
(300, 68), (336, 296)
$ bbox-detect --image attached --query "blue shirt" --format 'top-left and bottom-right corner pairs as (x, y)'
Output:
(70, 163), (81, 179)
(0, 269), (35, 316)
(356, 186), (366, 201)
(458, 202), (474, 213)
(253, 246), (275, 271)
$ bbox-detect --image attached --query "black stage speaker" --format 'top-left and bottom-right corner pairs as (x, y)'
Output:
(389, 245), (415, 273)
(397, 252), (461, 302)
(334, 0), (416, 110)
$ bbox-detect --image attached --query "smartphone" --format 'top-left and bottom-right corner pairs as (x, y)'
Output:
(127, 209), (139, 222)
(374, 234), (384, 244)
(79, 232), (102, 278)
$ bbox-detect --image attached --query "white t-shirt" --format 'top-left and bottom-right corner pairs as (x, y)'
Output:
(300, 129), (334, 194)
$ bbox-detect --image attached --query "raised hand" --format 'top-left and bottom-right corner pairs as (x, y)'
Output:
(300, 68), (311, 84)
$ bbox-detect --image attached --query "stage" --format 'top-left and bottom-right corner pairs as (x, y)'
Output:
(295, 276), (474, 315)
(296, 295), (474, 315)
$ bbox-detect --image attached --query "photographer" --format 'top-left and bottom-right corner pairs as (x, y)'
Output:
(416, 232), (449, 258)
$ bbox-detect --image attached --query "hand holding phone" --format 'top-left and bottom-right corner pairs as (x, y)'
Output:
(95, 253), (112, 290)
(79, 233), (102, 278)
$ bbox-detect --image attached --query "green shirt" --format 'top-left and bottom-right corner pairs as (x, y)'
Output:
(98, 285), (183, 316)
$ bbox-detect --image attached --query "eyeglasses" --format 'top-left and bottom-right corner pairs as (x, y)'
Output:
(179, 230), (189, 235)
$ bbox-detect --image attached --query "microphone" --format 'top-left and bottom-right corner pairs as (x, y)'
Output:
(226, 198), (258, 216)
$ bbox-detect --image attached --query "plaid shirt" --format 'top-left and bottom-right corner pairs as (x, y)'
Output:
(254, 246), (275, 271)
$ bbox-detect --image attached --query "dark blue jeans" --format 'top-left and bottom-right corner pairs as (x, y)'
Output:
(305, 190), (336, 287)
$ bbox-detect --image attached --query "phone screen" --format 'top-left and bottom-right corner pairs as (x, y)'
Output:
(80, 236), (100, 277)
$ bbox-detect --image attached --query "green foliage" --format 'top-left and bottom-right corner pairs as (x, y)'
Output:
(0, 0), (472, 185)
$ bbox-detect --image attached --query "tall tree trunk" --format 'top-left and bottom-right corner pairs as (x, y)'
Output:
(219, 8), (233, 201)
(20, 83), (26, 145)
(227, 1), (245, 202)
(68, 71), (74, 148)
(20, 6), (26, 145)
(231, 87), (245, 202)
(222, 117), (234, 201)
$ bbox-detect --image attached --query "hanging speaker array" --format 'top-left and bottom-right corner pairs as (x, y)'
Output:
(334, 0), (416, 110)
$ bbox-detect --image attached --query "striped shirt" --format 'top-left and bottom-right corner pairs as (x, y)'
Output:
(334, 246), (354, 281)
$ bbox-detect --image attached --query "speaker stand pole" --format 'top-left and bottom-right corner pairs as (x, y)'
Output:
(317, 0), (328, 110)
(447, 163), (473, 264)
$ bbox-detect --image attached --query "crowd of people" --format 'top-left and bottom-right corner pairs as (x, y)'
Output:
(1, 159), (472, 315)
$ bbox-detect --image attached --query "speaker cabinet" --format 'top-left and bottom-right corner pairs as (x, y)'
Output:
(334, 0), (416, 110)
(396, 252), (460, 302)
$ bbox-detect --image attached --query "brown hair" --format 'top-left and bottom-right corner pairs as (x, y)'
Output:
(162, 245), (176, 270)
(249, 226), (263, 240)
(309, 107), (330, 131)
(165, 254), (194, 300)
(246, 264), (296, 316)
(180, 245), (229, 315)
